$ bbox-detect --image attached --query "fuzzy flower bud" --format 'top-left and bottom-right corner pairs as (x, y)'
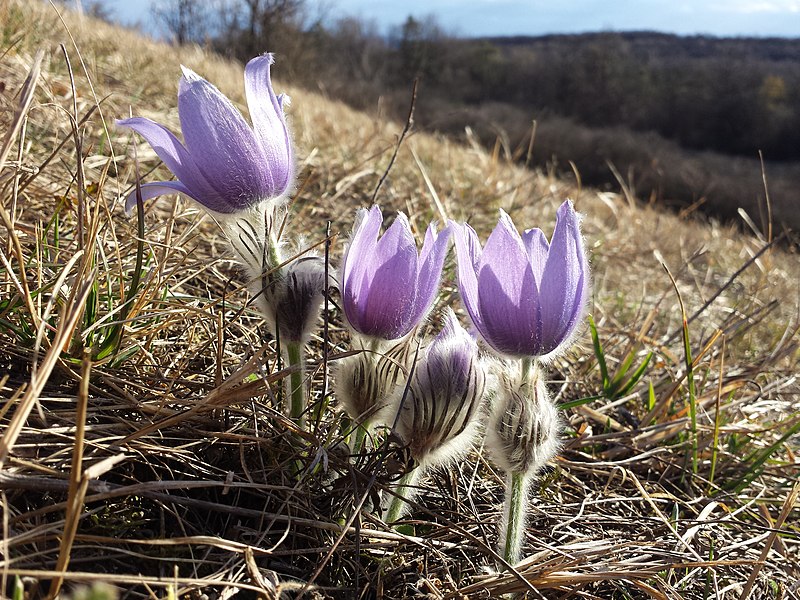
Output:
(392, 309), (486, 467)
(266, 255), (327, 344)
(486, 360), (562, 565)
(336, 338), (413, 425)
(223, 211), (326, 344)
(486, 362), (561, 476)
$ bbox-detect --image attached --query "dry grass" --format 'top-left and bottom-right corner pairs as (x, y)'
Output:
(1, 1), (799, 598)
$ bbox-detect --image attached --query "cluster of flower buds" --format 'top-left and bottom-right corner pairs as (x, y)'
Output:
(120, 52), (591, 564)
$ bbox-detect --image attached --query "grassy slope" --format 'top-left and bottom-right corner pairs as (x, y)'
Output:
(1, 1), (798, 598)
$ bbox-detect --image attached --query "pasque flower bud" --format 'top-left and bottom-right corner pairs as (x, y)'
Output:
(392, 309), (486, 467)
(486, 360), (562, 566)
(486, 362), (561, 476)
(336, 337), (413, 426)
(385, 310), (487, 523)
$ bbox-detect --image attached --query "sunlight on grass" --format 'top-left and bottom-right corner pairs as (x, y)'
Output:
(0, 1), (798, 598)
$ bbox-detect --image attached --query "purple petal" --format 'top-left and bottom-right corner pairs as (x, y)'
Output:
(356, 214), (417, 337)
(427, 309), (477, 388)
(539, 200), (588, 352)
(116, 117), (229, 212)
(477, 211), (541, 355)
(178, 66), (273, 210)
(244, 54), (293, 196)
(342, 208), (418, 338)
(342, 206), (383, 328)
(122, 181), (197, 213)
(412, 223), (451, 326)
(451, 221), (485, 340)
(478, 211), (533, 311)
(522, 227), (549, 287)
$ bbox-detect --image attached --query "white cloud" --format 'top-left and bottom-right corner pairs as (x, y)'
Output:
(716, 0), (800, 13)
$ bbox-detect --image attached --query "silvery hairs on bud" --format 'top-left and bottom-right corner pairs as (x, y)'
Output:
(224, 209), (327, 344)
(336, 336), (414, 426)
(486, 361), (562, 476)
(223, 204), (283, 297)
(391, 309), (487, 468)
(267, 254), (327, 344)
(486, 360), (562, 566)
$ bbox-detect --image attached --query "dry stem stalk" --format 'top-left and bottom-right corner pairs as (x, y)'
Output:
(47, 349), (92, 599)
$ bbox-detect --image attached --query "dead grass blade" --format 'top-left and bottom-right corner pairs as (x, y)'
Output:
(0, 49), (43, 173)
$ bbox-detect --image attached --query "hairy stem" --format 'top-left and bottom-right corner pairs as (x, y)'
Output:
(286, 341), (305, 426)
(351, 420), (370, 454)
(386, 467), (422, 525)
(502, 470), (531, 566)
(520, 356), (534, 382)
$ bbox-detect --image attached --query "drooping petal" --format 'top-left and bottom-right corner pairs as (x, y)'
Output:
(522, 227), (549, 288)
(412, 223), (451, 327)
(123, 181), (198, 213)
(244, 54), (293, 196)
(451, 221), (485, 340)
(116, 117), (226, 212)
(539, 200), (587, 353)
(178, 66), (273, 210)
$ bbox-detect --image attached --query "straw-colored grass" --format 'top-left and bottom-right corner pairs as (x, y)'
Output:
(1, 1), (798, 598)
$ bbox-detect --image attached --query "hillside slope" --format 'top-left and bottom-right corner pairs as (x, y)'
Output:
(1, 1), (798, 598)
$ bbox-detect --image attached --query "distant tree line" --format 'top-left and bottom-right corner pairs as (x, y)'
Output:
(152, 0), (800, 232)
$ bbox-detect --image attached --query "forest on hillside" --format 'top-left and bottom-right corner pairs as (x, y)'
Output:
(139, 0), (800, 233)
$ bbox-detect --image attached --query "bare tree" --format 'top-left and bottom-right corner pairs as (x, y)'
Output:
(152, 0), (210, 45)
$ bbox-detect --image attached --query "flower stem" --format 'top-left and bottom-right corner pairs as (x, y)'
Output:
(386, 467), (422, 525)
(286, 341), (305, 426)
(350, 420), (370, 454)
(520, 356), (534, 381)
(502, 470), (531, 566)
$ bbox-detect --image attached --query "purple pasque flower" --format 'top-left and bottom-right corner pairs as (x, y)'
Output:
(451, 200), (589, 358)
(341, 205), (450, 340)
(117, 53), (293, 214)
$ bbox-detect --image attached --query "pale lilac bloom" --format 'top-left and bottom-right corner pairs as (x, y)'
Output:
(341, 206), (450, 341)
(117, 53), (292, 214)
(451, 200), (589, 358)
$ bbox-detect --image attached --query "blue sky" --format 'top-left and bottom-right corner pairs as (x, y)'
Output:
(103, 0), (800, 38)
